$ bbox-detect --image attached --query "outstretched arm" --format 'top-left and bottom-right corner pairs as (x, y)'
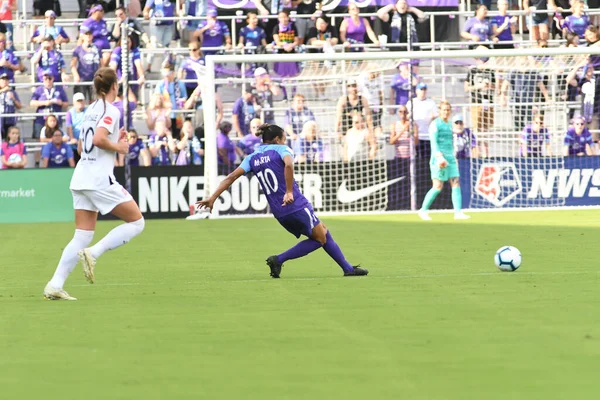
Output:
(197, 167), (245, 212)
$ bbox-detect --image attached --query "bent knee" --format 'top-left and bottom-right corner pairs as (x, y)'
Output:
(131, 217), (145, 234)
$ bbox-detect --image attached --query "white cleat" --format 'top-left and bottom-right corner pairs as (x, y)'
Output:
(454, 212), (471, 220)
(418, 210), (432, 221)
(78, 248), (96, 284)
(43, 284), (77, 301)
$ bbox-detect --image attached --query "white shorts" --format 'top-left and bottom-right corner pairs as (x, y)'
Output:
(72, 184), (133, 215)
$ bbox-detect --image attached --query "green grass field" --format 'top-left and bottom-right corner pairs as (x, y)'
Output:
(1, 210), (599, 399)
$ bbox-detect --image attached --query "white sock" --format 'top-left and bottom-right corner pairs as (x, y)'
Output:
(48, 229), (95, 289)
(89, 218), (145, 259)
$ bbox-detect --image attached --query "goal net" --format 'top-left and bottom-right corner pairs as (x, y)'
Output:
(198, 47), (598, 217)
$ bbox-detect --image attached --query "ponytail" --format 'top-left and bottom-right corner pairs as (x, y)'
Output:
(93, 67), (118, 116)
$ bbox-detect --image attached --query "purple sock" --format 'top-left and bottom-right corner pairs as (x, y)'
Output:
(278, 239), (322, 264)
(322, 232), (353, 273)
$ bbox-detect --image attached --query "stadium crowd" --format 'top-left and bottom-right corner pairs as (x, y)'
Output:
(1, 0), (600, 170)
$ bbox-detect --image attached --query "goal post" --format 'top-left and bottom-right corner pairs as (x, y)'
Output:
(201, 47), (600, 217)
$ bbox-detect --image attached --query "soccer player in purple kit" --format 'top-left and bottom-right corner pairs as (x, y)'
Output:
(197, 124), (368, 278)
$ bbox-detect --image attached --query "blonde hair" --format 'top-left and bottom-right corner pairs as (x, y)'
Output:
(301, 120), (318, 137)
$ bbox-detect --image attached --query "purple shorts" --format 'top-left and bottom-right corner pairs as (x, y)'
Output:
(276, 205), (320, 239)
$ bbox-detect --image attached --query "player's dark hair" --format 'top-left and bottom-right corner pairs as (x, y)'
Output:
(94, 67), (117, 116)
(256, 124), (285, 143)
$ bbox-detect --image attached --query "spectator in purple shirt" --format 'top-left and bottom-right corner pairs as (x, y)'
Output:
(31, 10), (70, 46)
(284, 93), (315, 141)
(41, 129), (75, 168)
(0, 72), (21, 139)
(148, 120), (175, 166)
(144, 0), (176, 50)
(232, 84), (258, 138)
(491, 0), (518, 50)
(82, 4), (111, 66)
(521, 115), (551, 157)
(109, 41), (146, 102)
(293, 120), (324, 163)
(195, 8), (231, 56)
(461, 5), (497, 48)
(339, 2), (379, 52)
(30, 71), (68, 140)
(119, 129), (151, 167)
(452, 115), (478, 159)
(562, 0), (589, 42)
(217, 121), (239, 166)
(390, 62), (418, 111)
(112, 90), (137, 130)
(238, 12), (267, 54)
(563, 116), (594, 156)
(0, 32), (20, 82)
(178, 42), (205, 97)
(238, 118), (263, 156)
(71, 26), (100, 102)
(31, 35), (66, 82)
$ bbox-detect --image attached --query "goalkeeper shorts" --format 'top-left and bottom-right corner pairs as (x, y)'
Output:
(430, 159), (460, 182)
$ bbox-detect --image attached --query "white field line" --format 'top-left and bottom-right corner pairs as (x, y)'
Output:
(1, 270), (595, 291)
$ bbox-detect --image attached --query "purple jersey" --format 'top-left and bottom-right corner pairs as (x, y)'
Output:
(148, 134), (171, 165)
(31, 85), (68, 125)
(0, 89), (20, 126)
(521, 124), (549, 157)
(0, 49), (19, 82)
(564, 14), (590, 39)
(112, 100), (137, 129)
(293, 138), (323, 163)
(239, 144), (309, 219)
(127, 139), (146, 166)
(454, 128), (476, 159)
(72, 45), (100, 81)
(217, 131), (236, 164)
(197, 20), (230, 51)
(238, 134), (261, 155)
(41, 142), (73, 167)
(110, 46), (141, 80)
(239, 26), (266, 48)
(284, 108), (316, 137)
(180, 56), (205, 88)
(83, 17), (110, 50)
(491, 15), (514, 42)
(232, 97), (256, 136)
(146, 0), (175, 25)
(564, 126), (593, 156)
(35, 49), (65, 82)
(390, 73), (414, 106)
(463, 17), (492, 42)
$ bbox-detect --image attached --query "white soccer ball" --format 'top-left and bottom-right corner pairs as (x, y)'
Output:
(494, 246), (522, 272)
(7, 153), (22, 164)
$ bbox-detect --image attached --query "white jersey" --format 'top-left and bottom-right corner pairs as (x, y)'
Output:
(70, 100), (121, 191)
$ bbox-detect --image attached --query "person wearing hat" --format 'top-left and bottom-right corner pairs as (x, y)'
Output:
(71, 25), (100, 101)
(82, 4), (111, 66)
(31, 10), (70, 45)
(0, 72), (21, 140)
(251, 67), (280, 125)
(452, 114), (478, 159)
(194, 9), (232, 56)
(31, 34), (67, 82)
(406, 81), (437, 159)
(144, 0), (176, 51)
(0, 32), (20, 83)
(418, 101), (470, 221)
(232, 84), (258, 137)
(29, 70), (68, 142)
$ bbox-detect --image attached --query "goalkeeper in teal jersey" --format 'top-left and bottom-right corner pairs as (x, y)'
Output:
(418, 101), (470, 221)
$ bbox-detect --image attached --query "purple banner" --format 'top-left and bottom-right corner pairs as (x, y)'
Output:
(206, 0), (458, 11)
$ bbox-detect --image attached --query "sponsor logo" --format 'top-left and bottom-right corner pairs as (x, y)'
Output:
(336, 177), (404, 204)
(528, 168), (600, 199)
(103, 116), (113, 125)
(475, 163), (522, 207)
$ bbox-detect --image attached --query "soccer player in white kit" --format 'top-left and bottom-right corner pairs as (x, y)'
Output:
(43, 68), (145, 300)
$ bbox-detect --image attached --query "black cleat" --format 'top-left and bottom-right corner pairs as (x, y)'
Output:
(344, 265), (369, 277)
(266, 256), (282, 278)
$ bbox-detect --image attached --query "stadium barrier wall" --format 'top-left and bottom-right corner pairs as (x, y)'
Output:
(460, 156), (600, 209)
(0, 169), (74, 223)
(108, 160), (452, 219)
